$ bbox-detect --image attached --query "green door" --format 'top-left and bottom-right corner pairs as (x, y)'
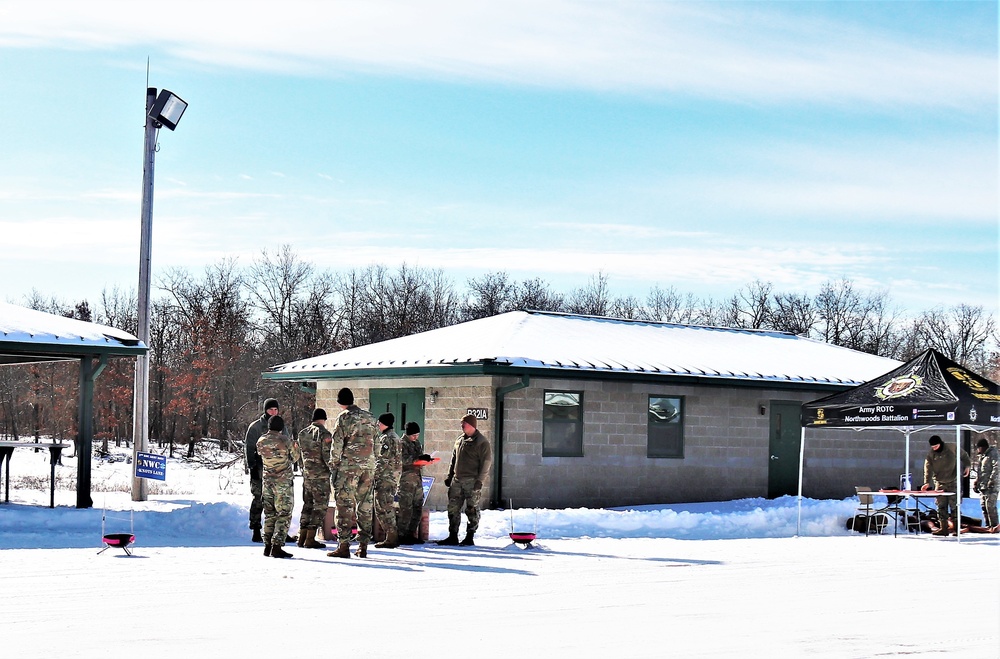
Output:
(369, 387), (425, 449)
(767, 401), (802, 499)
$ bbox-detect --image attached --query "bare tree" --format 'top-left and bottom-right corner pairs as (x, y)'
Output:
(768, 291), (815, 336)
(913, 304), (996, 370)
(567, 272), (611, 316)
(514, 277), (564, 312)
(462, 271), (517, 321)
(719, 280), (773, 329)
(246, 245), (313, 363)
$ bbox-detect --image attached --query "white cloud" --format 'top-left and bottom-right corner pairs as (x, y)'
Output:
(0, 1), (993, 109)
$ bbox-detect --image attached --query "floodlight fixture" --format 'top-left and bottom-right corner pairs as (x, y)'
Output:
(148, 89), (187, 131)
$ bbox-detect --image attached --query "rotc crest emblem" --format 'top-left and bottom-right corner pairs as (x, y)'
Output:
(875, 373), (922, 401)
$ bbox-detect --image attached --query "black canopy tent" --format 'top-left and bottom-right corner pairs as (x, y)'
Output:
(797, 348), (1000, 538)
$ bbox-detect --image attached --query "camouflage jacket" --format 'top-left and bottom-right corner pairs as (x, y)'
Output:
(256, 429), (301, 481)
(297, 422), (333, 480)
(976, 446), (999, 492)
(329, 405), (377, 472)
(375, 428), (402, 483)
(400, 434), (423, 474)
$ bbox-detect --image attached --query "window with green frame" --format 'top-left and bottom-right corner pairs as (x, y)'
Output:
(648, 395), (684, 458)
(543, 390), (583, 457)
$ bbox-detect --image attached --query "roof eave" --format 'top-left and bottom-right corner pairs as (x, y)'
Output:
(262, 361), (859, 392)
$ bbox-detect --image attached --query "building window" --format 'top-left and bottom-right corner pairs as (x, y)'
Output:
(543, 390), (583, 457)
(648, 395), (684, 458)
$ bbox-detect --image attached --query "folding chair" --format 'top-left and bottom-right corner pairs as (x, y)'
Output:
(855, 486), (889, 536)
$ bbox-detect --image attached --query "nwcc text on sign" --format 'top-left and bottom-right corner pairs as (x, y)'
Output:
(135, 451), (166, 481)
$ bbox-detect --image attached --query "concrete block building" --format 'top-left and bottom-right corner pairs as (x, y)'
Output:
(264, 310), (904, 509)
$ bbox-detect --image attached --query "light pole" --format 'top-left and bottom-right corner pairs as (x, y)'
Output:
(132, 87), (187, 502)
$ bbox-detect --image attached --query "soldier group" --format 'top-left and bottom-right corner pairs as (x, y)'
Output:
(245, 387), (449, 559)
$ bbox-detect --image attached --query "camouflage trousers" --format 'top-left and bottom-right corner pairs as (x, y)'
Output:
(334, 467), (375, 544)
(396, 471), (423, 537)
(249, 472), (263, 530)
(935, 483), (960, 526)
(262, 474), (294, 547)
(373, 475), (399, 536)
(980, 489), (998, 528)
(299, 475), (331, 531)
(446, 477), (482, 536)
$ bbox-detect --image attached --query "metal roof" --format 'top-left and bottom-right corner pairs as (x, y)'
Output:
(265, 310), (901, 387)
(0, 301), (146, 364)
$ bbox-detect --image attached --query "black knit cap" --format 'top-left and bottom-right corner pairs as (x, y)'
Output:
(928, 435), (943, 446)
(263, 398), (279, 412)
(337, 388), (354, 405)
(268, 415), (284, 432)
(313, 408), (327, 421)
(378, 413), (395, 428)
(977, 438), (990, 450)
(405, 421), (420, 435)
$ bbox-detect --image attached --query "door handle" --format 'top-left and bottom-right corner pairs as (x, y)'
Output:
(770, 455), (779, 460)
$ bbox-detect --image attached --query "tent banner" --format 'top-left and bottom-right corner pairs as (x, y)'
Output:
(803, 349), (1000, 428)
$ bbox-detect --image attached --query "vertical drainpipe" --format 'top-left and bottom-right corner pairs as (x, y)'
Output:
(493, 374), (530, 508)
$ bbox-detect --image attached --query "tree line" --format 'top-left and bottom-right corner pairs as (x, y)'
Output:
(1, 244), (996, 455)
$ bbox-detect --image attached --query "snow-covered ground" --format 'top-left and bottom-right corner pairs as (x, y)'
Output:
(2, 444), (998, 658)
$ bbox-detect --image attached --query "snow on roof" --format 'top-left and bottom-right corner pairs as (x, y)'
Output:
(268, 310), (901, 386)
(0, 301), (144, 356)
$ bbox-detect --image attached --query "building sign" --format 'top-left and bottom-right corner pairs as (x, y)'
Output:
(466, 407), (488, 421)
(135, 451), (166, 481)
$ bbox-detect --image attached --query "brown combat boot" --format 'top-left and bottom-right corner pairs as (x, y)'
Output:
(354, 542), (368, 558)
(375, 528), (398, 549)
(304, 529), (327, 549)
(297, 529), (308, 547)
(327, 541), (351, 558)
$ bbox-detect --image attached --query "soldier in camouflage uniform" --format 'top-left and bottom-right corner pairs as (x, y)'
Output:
(256, 415), (301, 558)
(437, 414), (492, 547)
(397, 421), (425, 545)
(326, 388), (377, 559)
(244, 398), (279, 542)
(921, 435), (971, 536)
(973, 438), (999, 531)
(373, 413), (402, 549)
(296, 408), (333, 549)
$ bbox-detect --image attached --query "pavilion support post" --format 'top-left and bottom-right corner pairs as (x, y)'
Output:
(76, 356), (96, 509)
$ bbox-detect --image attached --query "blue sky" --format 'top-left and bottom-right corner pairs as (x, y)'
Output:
(0, 1), (996, 316)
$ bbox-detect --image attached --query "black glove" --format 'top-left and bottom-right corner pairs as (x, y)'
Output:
(444, 477), (453, 488)
(973, 483), (981, 494)
(474, 479), (483, 491)
(418, 454), (432, 462)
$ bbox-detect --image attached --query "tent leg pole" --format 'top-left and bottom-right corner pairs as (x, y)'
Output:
(796, 428), (805, 537)
(956, 426), (962, 543)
